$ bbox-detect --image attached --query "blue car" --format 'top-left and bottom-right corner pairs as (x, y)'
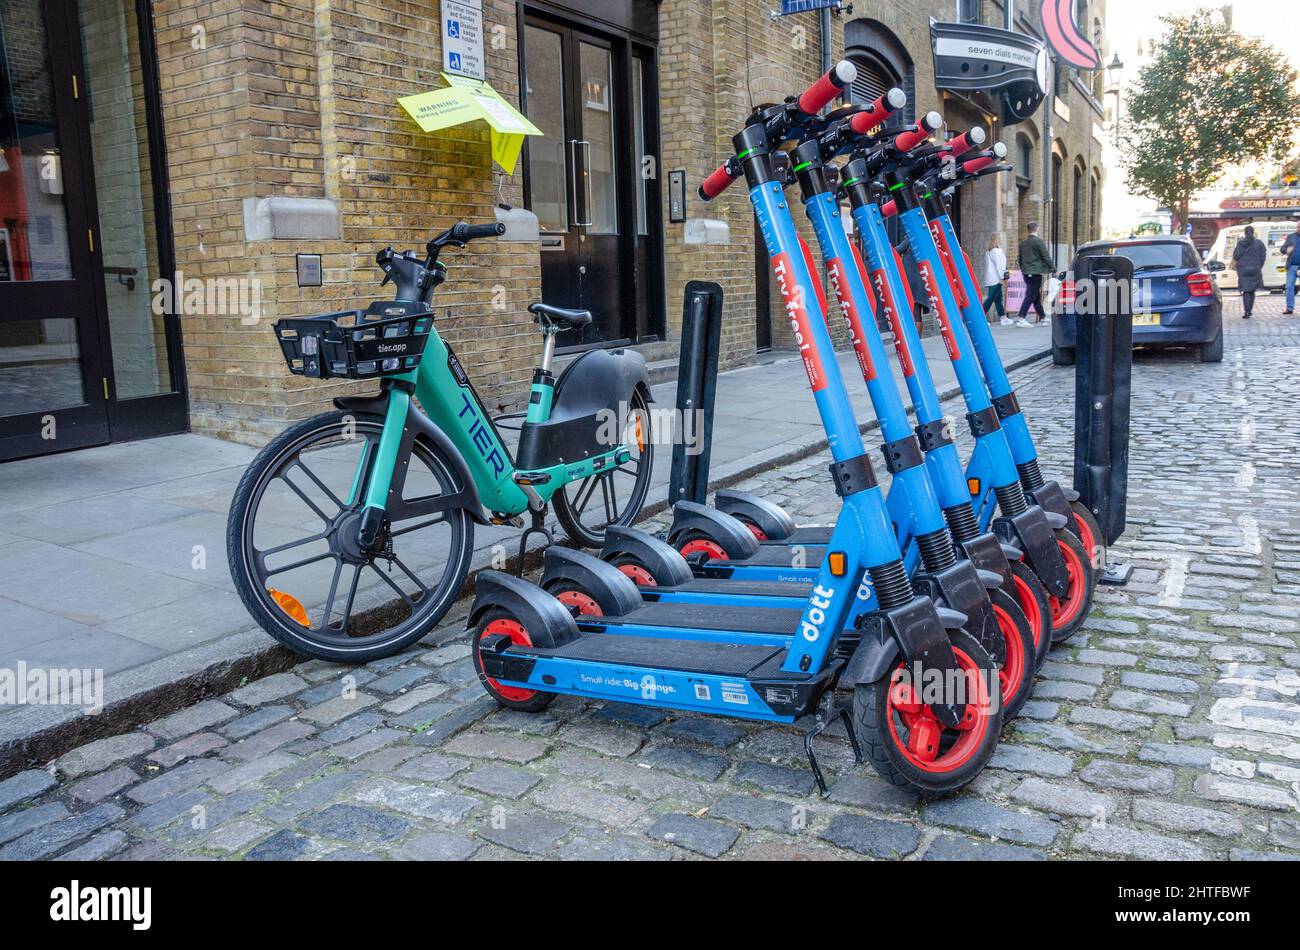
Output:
(1053, 237), (1224, 365)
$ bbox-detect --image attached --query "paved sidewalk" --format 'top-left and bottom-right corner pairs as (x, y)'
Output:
(1, 296), (1296, 861)
(0, 319), (1050, 764)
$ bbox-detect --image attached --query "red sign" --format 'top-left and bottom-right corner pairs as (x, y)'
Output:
(1040, 0), (1100, 70)
(772, 252), (827, 392)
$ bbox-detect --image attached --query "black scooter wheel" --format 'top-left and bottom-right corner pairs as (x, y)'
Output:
(1069, 501), (1103, 585)
(608, 555), (662, 588)
(1048, 528), (1094, 644)
(990, 587), (1035, 721)
(852, 629), (1003, 799)
(542, 581), (606, 618)
(674, 530), (730, 562)
(471, 608), (557, 713)
(1008, 560), (1052, 671)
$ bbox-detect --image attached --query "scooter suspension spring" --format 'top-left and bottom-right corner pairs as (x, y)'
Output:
(869, 559), (915, 610)
(994, 481), (1030, 517)
(943, 503), (981, 543)
(916, 528), (958, 574)
(1016, 459), (1046, 492)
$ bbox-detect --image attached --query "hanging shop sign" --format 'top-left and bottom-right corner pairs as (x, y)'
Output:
(1039, 0), (1101, 70)
(398, 74), (542, 174)
(929, 19), (1049, 127)
(441, 0), (485, 81)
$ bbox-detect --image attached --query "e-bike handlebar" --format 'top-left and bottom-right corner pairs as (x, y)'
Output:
(848, 87), (906, 134)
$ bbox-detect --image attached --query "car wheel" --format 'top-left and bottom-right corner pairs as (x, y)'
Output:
(1051, 342), (1075, 366)
(1199, 328), (1224, 363)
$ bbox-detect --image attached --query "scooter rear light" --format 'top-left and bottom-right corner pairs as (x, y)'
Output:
(1187, 272), (1214, 297)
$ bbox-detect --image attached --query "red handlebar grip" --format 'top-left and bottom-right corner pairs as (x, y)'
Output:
(699, 163), (737, 201)
(797, 60), (857, 114)
(894, 111), (942, 153)
(946, 127), (987, 158)
(849, 87), (906, 134)
(880, 199), (898, 219)
(961, 156), (996, 175)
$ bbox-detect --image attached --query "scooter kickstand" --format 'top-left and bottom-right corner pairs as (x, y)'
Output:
(804, 693), (858, 798)
(515, 510), (554, 576)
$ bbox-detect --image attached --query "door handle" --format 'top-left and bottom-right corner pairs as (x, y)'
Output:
(569, 139), (593, 228)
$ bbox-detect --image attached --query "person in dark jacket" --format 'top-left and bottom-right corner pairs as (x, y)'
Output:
(1232, 225), (1267, 318)
(1016, 222), (1054, 326)
(1281, 220), (1300, 314)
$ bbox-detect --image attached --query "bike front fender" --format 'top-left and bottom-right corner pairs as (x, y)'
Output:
(334, 392), (491, 526)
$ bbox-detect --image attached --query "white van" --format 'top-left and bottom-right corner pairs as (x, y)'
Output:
(1205, 220), (1296, 291)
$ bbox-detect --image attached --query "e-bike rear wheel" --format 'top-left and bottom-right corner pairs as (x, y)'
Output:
(470, 608), (558, 712)
(852, 629), (1002, 798)
(1008, 560), (1052, 670)
(990, 587), (1035, 721)
(1048, 528), (1094, 644)
(227, 410), (473, 663)
(553, 388), (654, 549)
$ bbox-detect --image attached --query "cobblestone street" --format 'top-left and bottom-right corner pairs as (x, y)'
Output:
(3, 297), (1299, 861)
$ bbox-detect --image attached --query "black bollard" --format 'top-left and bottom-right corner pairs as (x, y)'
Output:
(669, 281), (725, 506)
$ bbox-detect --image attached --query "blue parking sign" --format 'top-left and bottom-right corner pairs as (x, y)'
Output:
(448, 51), (462, 71)
(447, 18), (460, 39)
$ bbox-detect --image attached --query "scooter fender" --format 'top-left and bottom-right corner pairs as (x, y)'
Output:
(843, 595), (964, 727)
(333, 393), (490, 526)
(993, 504), (1070, 598)
(667, 501), (761, 560)
(468, 570), (580, 647)
(713, 489), (797, 541)
(1026, 478), (1074, 524)
(914, 562), (1006, 665)
(541, 547), (643, 617)
(957, 530), (1014, 588)
(600, 526), (695, 587)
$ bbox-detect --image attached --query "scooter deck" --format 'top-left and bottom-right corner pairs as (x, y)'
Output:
(526, 632), (786, 677)
(724, 544), (828, 567)
(595, 601), (805, 635)
(760, 526), (833, 546)
(641, 578), (812, 598)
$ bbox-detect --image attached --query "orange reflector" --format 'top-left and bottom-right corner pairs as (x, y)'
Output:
(828, 551), (847, 577)
(634, 415), (645, 453)
(967, 478), (980, 496)
(268, 588), (310, 627)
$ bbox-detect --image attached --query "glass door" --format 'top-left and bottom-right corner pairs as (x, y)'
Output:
(522, 15), (636, 349)
(0, 0), (108, 458)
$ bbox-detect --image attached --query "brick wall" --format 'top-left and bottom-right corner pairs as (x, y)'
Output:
(147, 0), (1105, 443)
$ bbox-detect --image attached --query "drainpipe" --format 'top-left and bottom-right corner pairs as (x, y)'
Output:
(1042, 55), (1055, 267)
(820, 6), (832, 76)
(1005, 0), (1014, 30)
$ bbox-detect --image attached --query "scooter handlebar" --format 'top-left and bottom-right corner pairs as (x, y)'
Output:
(849, 87), (907, 134)
(698, 161), (740, 202)
(944, 126), (987, 158)
(797, 60), (857, 114)
(894, 111), (943, 153)
(880, 199), (898, 219)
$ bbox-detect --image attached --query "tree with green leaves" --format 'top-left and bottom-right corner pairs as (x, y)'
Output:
(1120, 8), (1298, 228)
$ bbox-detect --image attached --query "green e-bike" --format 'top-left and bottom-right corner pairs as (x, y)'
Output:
(227, 223), (654, 662)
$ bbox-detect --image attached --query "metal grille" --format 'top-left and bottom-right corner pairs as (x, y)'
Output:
(848, 63), (891, 109)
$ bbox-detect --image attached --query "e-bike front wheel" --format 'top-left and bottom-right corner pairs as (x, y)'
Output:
(553, 388), (654, 549)
(227, 410), (474, 663)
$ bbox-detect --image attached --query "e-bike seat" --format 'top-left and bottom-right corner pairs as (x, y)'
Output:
(530, 302), (592, 331)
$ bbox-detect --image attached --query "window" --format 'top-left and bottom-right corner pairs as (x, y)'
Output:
(1072, 166), (1083, 251)
(1019, 137), (1033, 179)
(958, 0), (982, 23)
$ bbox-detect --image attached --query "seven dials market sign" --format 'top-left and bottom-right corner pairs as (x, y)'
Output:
(929, 19), (1050, 126)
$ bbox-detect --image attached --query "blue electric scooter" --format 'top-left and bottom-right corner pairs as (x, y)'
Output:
(467, 64), (1003, 798)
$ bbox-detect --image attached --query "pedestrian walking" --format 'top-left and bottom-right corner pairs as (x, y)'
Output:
(1016, 221), (1054, 327)
(1282, 220), (1300, 315)
(1232, 225), (1267, 319)
(983, 233), (1010, 325)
